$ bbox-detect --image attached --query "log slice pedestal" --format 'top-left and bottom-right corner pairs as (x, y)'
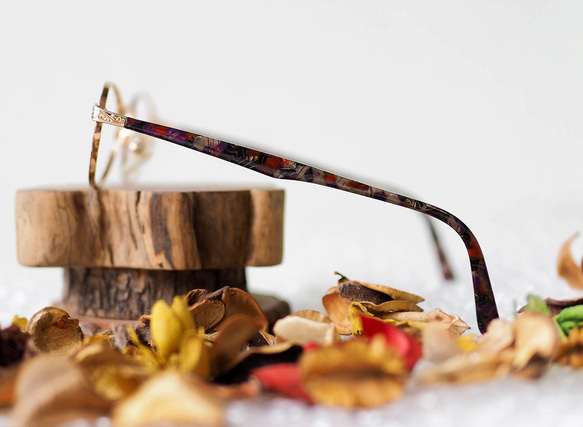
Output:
(15, 187), (290, 328)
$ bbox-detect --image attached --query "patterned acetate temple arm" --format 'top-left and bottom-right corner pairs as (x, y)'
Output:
(90, 89), (499, 333)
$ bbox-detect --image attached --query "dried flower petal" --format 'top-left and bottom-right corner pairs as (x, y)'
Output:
(382, 308), (470, 337)
(556, 327), (583, 369)
(477, 318), (514, 356)
(422, 323), (463, 364)
(74, 340), (149, 401)
(11, 315), (28, 332)
(178, 329), (211, 378)
(190, 299), (226, 331)
(324, 278), (424, 336)
(420, 352), (511, 385)
(26, 307), (83, 356)
(112, 371), (224, 427)
(210, 314), (264, 377)
(322, 291), (352, 334)
(11, 355), (110, 427)
(557, 233), (583, 289)
(187, 287), (268, 333)
(300, 335), (407, 408)
(252, 363), (311, 401)
(273, 312), (339, 347)
(150, 297), (194, 362)
(513, 312), (559, 371)
(359, 314), (422, 370)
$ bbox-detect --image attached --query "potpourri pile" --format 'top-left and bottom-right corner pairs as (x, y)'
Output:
(1, 234), (583, 427)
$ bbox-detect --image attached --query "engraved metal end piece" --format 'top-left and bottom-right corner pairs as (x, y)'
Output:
(92, 104), (126, 127)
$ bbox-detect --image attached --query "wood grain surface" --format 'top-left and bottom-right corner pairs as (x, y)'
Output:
(15, 187), (284, 270)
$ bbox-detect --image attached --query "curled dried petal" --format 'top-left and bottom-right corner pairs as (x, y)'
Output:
(187, 287), (268, 333)
(26, 307), (83, 356)
(513, 312), (559, 370)
(322, 292), (352, 335)
(190, 299), (225, 331)
(557, 233), (583, 289)
(383, 308), (470, 337)
(273, 312), (339, 347)
(477, 318), (515, 356)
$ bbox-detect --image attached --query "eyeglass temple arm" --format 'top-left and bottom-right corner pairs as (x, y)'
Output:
(92, 105), (499, 332)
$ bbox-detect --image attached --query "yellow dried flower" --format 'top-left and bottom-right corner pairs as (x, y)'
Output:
(128, 296), (210, 378)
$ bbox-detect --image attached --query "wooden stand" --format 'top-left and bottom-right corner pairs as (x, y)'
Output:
(15, 187), (290, 325)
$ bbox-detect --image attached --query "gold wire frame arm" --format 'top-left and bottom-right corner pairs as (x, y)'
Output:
(89, 83), (125, 189)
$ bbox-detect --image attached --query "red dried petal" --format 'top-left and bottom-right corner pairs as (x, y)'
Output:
(252, 363), (311, 401)
(360, 314), (422, 370)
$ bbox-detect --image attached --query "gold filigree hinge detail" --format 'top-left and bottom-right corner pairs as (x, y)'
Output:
(92, 104), (126, 126)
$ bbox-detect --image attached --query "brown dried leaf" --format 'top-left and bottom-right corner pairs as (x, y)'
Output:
(557, 233), (583, 289)
(111, 371), (224, 427)
(187, 287), (268, 333)
(221, 287), (268, 331)
(210, 314), (264, 377)
(190, 299), (226, 331)
(26, 307), (84, 356)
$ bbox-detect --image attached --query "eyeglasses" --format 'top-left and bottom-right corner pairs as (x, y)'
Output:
(90, 82), (499, 333)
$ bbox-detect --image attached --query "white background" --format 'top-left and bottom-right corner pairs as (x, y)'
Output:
(2, 1), (583, 425)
